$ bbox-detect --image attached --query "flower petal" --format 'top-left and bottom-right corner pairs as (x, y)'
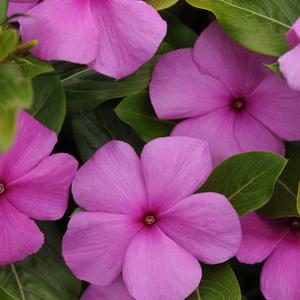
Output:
(8, 0), (37, 16)
(149, 48), (231, 119)
(260, 232), (300, 300)
(237, 213), (289, 264)
(6, 154), (78, 221)
(248, 73), (300, 140)
(171, 108), (240, 165)
(0, 111), (57, 182)
(81, 277), (134, 300)
(63, 212), (142, 285)
(123, 226), (201, 300)
(285, 17), (300, 47)
(141, 137), (212, 213)
(159, 193), (241, 264)
(0, 199), (44, 265)
(193, 21), (273, 97)
(19, 0), (99, 64)
(89, 0), (167, 79)
(72, 141), (147, 215)
(234, 112), (285, 155)
(279, 45), (300, 91)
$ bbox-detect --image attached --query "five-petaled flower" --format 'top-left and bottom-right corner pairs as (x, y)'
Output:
(150, 21), (300, 165)
(0, 111), (78, 265)
(62, 136), (241, 300)
(237, 212), (300, 300)
(18, 0), (167, 79)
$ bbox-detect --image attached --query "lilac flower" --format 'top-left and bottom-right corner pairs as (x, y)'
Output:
(279, 17), (300, 91)
(18, 0), (167, 79)
(62, 137), (241, 300)
(0, 111), (78, 265)
(8, 0), (38, 17)
(150, 21), (300, 165)
(237, 212), (300, 300)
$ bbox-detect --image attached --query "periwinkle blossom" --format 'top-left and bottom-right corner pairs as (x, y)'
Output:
(150, 21), (300, 165)
(279, 17), (300, 91)
(237, 212), (300, 300)
(18, 0), (167, 79)
(8, 0), (38, 17)
(0, 111), (78, 265)
(63, 137), (241, 300)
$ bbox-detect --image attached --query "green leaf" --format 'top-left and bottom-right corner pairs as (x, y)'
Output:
(115, 91), (174, 142)
(0, 223), (81, 300)
(0, 289), (19, 300)
(145, 0), (179, 10)
(188, 263), (241, 300)
(260, 143), (300, 217)
(185, 0), (300, 56)
(0, 28), (18, 62)
(161, 11), (198, 49)
(200, 152), (287, 215)
(265, 62), (282, 75)
(0, 63), (32, 152)
(16, 56), (54, 78)
(72, 101), (143, 162)
(29, 74), (66, 133)
(63, 58), (156, 114)
(0, 0), (8, 24)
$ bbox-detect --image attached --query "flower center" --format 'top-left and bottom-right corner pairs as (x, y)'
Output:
(0, 183), (5, 195)
(290, 218), (300, 231)
(144, 214), (156, 225)
(231, 98), (246, 112)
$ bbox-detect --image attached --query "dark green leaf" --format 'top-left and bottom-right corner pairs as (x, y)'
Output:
(29, 74), (66, 133)
(115, 91), (174, 142)
(0, 289), (19, 300)
(260, 143), (300, 217)
(72, 101), (143, 162)
(188, 263), (241, 300)
(185, 0), (300, 56)
(200, 152), (287, 215)
(0, 223), (81, 300)
(145, 0), (179, 10)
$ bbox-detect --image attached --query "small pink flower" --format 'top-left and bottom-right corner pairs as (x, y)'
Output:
(150, 21), (300, 165)
(62, 137), (241, 300)
(279, 17), (300, 91)
(8, 0), (38, 17)
(237, 212), (300, 300)
(0, 111), (78, 265)
(18, 0), (167, 79)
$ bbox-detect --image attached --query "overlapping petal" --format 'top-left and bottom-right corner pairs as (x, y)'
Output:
(159, 193), (241, 264)
(8, 0), (38, 16)
(150, 48), (231, 119)
(285, 17), (300, 47)
(72, 141), (147, 215)
(63, 212), (142, 285)
(237, 213), (289, 264)
(6, 153), (78, 220)
(140, 137), (212, 212)
(123, 226), (201, 300)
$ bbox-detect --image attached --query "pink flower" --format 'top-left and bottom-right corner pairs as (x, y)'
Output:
(279, 17), (300, 91)
(81, 276), (134, 300)
(237, 212), (300, 300)
(18, 0), (167, 79)
(150, 21), (300, 165)
(62, 137), (241, 300)
(0, 111), (78, 265)
(8, 0), (38, 17)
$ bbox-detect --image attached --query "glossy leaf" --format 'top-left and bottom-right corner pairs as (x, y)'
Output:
(145, 0), (179, 10)
(200, 152), (287, 215)
(72, 101), (143, 162)
(260, 143), (300, 217)
(188, 263), (241, 300)
(115, 91), (174, 142)
(186, 0), (300, 56)
(29, 74), (66, 133)
(0, 223), (81, 300)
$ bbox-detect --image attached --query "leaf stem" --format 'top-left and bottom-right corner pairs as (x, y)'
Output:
(10, 264), (26, 300)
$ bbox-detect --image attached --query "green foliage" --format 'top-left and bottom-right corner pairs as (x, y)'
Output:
(188, 263), (241, 300)
(0, 223), (81, 300)
(0, 0), (8, 24)
(145, 0), (179, 10)
(200, 152), (287, 215)
(0, 28), (18, 62)
(0, 289), (18, 300)
(115, 91), (174, 142)
(186, 0), (300, 56)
